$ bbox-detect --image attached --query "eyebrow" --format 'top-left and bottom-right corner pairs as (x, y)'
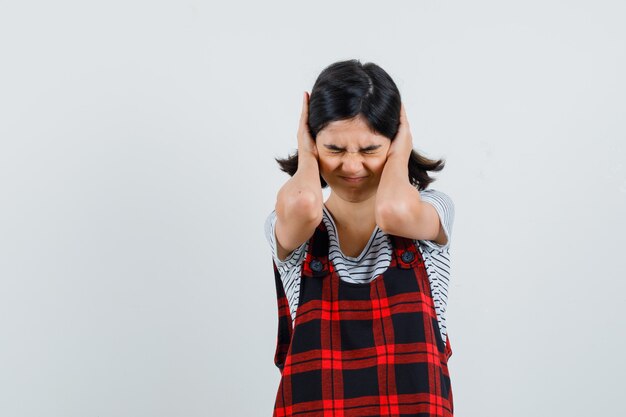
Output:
(323, 144), (383, 151)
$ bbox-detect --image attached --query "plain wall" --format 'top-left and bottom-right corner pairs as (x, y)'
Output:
(1, 0), (625, 416)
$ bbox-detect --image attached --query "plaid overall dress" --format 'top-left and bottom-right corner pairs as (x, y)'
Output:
(272, 219), (454, 417)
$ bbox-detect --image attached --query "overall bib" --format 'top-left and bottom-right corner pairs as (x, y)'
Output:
(272, 219), (453, 417)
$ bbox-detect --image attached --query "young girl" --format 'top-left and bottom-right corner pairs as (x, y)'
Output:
(264, 59), (455, 417)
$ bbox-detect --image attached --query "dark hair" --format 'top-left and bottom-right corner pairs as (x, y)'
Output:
(275, 59), (445, 191)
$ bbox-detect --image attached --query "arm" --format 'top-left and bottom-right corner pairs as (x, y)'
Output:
(273, 91), (325, 261)
(374, 103), (447, 245)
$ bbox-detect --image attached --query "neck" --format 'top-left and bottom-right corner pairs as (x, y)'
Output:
(324, 192), (378, 232)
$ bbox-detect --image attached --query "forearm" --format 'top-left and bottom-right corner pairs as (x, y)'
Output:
(375, 153), (420, 224)
(277, 151), (323, 220)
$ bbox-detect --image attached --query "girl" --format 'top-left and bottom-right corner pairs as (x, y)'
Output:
(264, 59), (455, 417)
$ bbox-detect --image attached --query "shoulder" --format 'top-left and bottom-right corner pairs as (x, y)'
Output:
(418, 188), (455, 252)
(264, 209), (308, 274)
(419, 188), (455, 212)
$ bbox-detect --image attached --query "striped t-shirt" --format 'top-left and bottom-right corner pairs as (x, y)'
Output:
(264, 188), (455, 346)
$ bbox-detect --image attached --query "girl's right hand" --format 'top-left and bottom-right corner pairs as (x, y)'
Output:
(297, 91), (319, 161)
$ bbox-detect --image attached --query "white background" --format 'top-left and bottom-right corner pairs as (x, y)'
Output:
(1, 1), (625, 416)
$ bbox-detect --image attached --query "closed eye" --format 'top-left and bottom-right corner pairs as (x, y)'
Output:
(324, 144), (383, 154)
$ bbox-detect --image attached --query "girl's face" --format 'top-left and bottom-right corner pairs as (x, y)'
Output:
(315, 115), (391, 201)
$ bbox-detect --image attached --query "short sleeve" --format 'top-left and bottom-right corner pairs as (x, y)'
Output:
(419, 188), (455, 252)
(264, 209), (307, 274)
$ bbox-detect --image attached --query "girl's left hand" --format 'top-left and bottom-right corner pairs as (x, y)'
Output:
(387, 102), (414, 160)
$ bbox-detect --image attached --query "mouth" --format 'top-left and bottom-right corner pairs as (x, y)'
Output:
(341, 176), (366, 183)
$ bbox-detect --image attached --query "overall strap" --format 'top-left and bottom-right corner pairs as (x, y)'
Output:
(388, 233), (423, 269)
(301, 219), (331, 278)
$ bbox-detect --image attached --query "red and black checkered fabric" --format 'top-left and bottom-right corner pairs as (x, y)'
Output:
(272, 219), (454, 417)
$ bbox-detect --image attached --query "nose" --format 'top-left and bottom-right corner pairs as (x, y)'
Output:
(340, 152), (365, 173)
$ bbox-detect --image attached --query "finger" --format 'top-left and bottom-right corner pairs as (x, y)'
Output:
(300, 92), (310, 128)
(298, 92), (306, 129)
(399, 103), (409, 128)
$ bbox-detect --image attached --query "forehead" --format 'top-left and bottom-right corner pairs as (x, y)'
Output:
(318, 116), (385, 143)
